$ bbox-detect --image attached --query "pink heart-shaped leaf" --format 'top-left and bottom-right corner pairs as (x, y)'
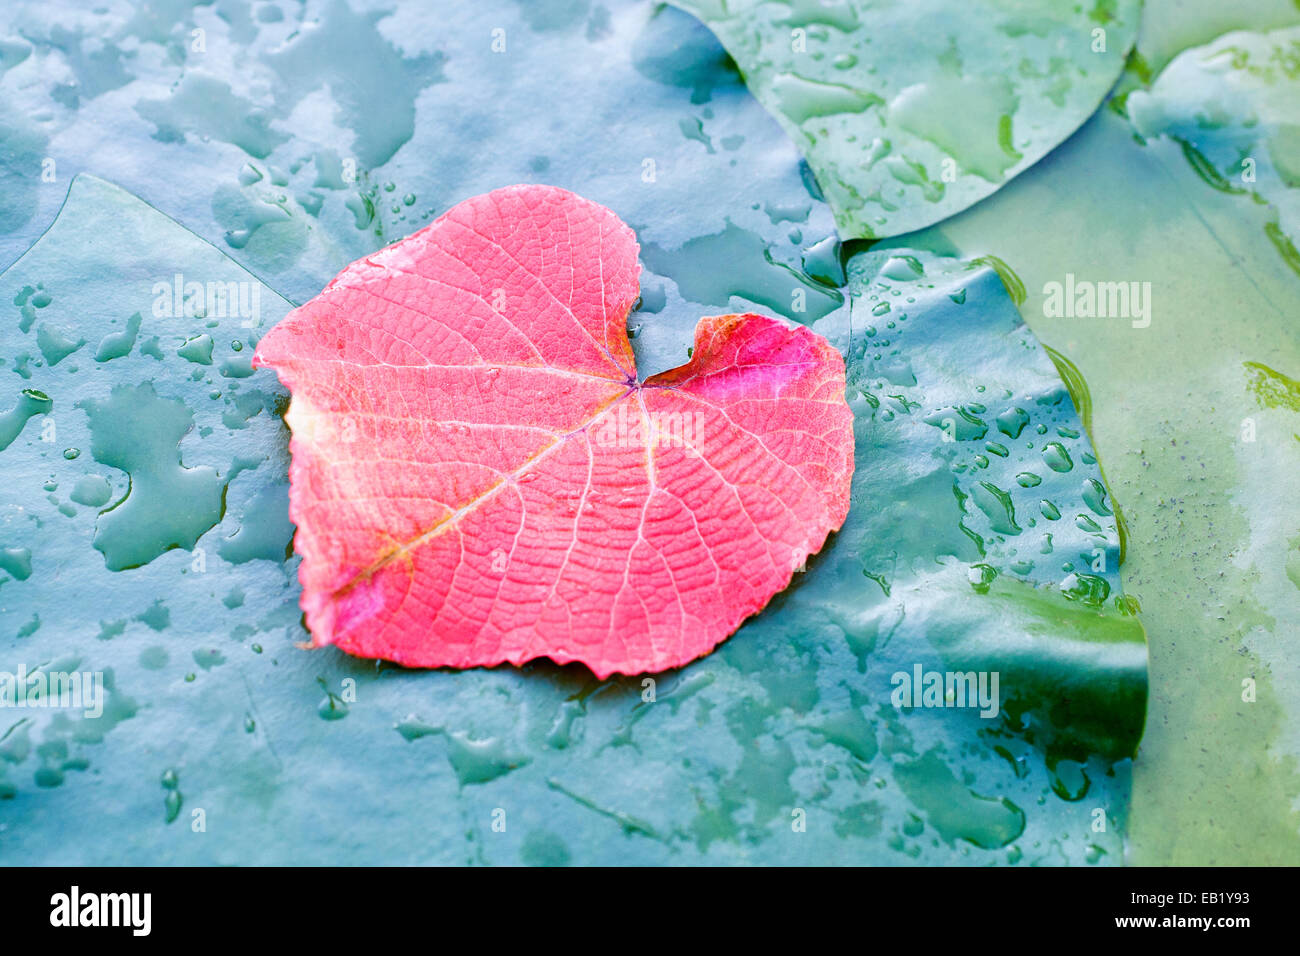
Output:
(254, 185), (854, 677)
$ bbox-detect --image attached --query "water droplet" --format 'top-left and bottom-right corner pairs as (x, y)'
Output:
(178, 334), (215, 366)
(1075, 514), (1103, 534)
(1081, 478), (1113, 516)
(968, 563), (998, 593)
(995, 407), (1029, 439)
(164, 789), (183, 823)
(801, 235), (845, 287)
(1042, 442), (1073, 472)
(1048, 758), (1091, 801)
(972, 481), (1021, 534)
(1061, 572), (1110, 607)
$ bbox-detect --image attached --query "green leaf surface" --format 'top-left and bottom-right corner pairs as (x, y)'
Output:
(670, 0), (1140, 238)
(900, 104), (1300, 864)
(0, 171), (1144, 863)
(0, 0), (1151, 864)
(1134, 0), (1300, 78)
(1129, 25), (1300, 276)
(812, 251), (1147, 763)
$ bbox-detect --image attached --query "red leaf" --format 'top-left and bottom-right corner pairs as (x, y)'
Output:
(254, 185), (854, 677)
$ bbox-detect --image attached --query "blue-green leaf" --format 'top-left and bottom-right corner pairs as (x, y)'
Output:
(0, 0), (1148, 865)
(670, 0), (1140, 238)
(0, 172), (1144, 864)
(1134, 0), (1300, 77)
(1129, 25), (1300, 276)
(901, 99), (1300, 865)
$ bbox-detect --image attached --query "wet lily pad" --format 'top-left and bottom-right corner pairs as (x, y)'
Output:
(0, 0), (840, 371)
(0, 173), (1144, 864)
(808, 250), (1147, 765)
(1129, 25), (1300, 277)
(0, 0), (1150, 865)
(671, 0), (1140, 238)
(1134, 0), (1300, 77)
(901, 102), (1300, 864)
(0, 175), (299, 827)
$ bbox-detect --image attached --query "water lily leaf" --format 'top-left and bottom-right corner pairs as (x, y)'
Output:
(900, 101), (1300, 864)
(253, 185), (854, 676)
(0, 1), (1146, 864)
(0, 173), (1143, 864)
(0, 0), (841, 360)
(1134, 0), (1300, 77)
(808, 249), (1147, 763)
(0, 174), (299, 817)
(670, 0), (1140, 238)
(1128, 25), (1300, 277)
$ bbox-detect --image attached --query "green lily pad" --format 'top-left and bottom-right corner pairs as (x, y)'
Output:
(809, 250), (1147, 765)
(1134, 0), (1300, 77)
(670, 0), (1140, 238)
(900, 101), (1300, 864)
(1128, 25), (1300, 277)
(0, 172), (1144, 864)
